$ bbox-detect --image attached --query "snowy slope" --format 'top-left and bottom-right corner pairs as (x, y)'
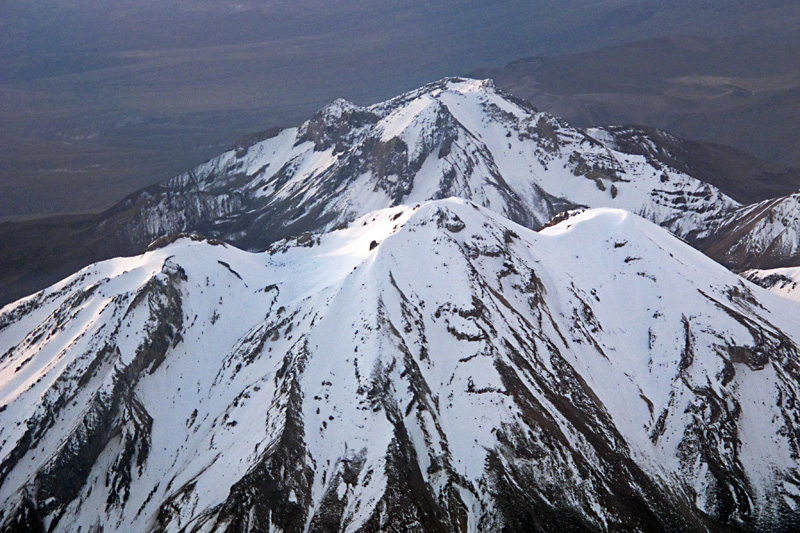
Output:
(12, 75), (800, 314)
(701, 193), (800, 271)
(10, 75), (800, 316)
(115, 78), (738, 251)
(2, 200), (800, 532)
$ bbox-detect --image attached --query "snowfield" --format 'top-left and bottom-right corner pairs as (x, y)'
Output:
(2, 199), (800, 531)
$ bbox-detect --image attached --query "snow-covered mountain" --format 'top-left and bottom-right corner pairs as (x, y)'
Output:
(122, 78), (738, 248)
(3, 77), (758, 309)
(2, 199), (800, 531)
(9, 76), (800, 310)
(700, 194), (800, 271)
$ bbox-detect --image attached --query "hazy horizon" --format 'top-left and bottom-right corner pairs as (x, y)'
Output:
(2, 0), (799, 219)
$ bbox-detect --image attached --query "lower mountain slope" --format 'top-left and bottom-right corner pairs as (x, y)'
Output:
(2, 199), (800, 531)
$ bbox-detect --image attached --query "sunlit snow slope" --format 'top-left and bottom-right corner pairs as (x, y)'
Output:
(108, 78), (739, 252)
(2, 200), (800, 532)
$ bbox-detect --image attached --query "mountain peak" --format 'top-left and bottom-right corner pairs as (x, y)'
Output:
(376, 77), (497, 105)
(4, 199), (800, 530)
(317, 97), (363, 120)
(6, 75), (799, 315)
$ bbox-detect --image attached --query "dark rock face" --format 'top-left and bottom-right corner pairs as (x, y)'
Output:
(745, 272), (795, 291)
(598, 125), (800, 205)
(296, 102), (380, 153)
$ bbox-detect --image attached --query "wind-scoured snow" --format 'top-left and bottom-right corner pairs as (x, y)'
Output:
(2, 200), (800, 531)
